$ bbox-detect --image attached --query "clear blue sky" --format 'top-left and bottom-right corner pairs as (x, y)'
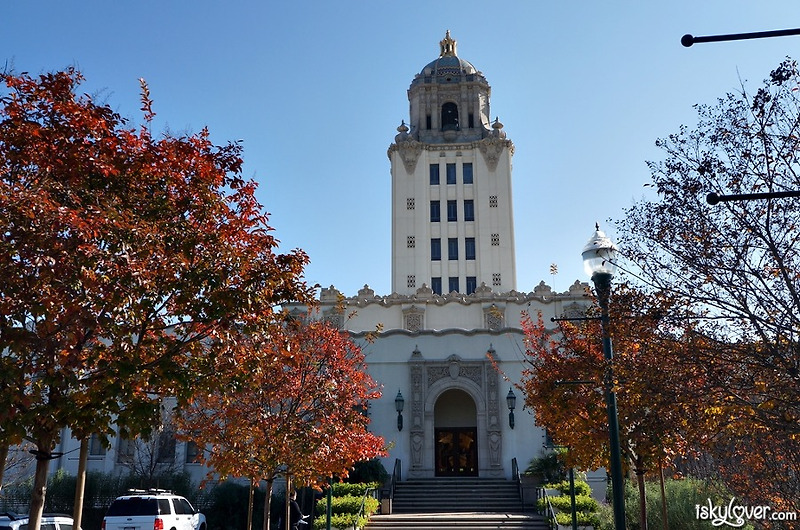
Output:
(3, 1), (799, 296)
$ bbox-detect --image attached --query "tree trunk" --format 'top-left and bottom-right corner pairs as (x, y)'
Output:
(73, 439), (89, 530)
(284, 476), (291, 530)
(262, 479), (273, 530)
(659, 462), (668, 530)
(0, 443), (9, 493)
(247, 481), (255, 530)
(636, 460), (648, 530)
(29, 448), (53, 530)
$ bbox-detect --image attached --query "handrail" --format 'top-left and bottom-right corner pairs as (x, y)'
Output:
(389, 458), (401, 500)
(538, 487), (558, 530)
(511, 457), (522, 505)
(353, 486), (379, 530)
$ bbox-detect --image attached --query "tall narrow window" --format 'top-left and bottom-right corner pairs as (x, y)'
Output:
(446, 163), (457, 184)
(430, 201), (441, 222)
(426, 114), (432, 130)
(89, 434), (106, 456)
(431, 239), (441, 261)
(117, 435), (135, 463)
(430, 164), (440, 185)
(448, 277), (459, 293)
(185, 441), (201, 464)
(448, 238), (458, 260)
(466, 276), (477, 295)
(465, 237), (476, 260)
(463, 163), (473, 184)
(447, 200), (457, 222)
(468, 113), (474, 129)
(157, 432), (176, 463)
(431, 277), (442, 295)
(464, 200), (474, 221)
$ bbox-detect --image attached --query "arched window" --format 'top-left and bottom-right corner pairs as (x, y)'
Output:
(441, 102), (459, 131)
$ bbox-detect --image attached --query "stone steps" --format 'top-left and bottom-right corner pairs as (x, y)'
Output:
(365, 478), (548, 530)
(392, 478), (524, 514)
(367, 513), (549, 530)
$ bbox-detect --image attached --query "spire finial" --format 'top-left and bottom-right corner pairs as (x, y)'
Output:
(439, 30), (457, 57)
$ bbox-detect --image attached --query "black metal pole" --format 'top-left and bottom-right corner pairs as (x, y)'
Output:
(707, 190), (800, 204)
(592, 272), (626, 530)
(569, 467), (578, 530)
(682, 27), (800, 47)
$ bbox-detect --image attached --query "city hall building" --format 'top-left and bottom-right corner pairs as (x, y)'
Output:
(8, 32), (599, 494)
(300, 31), (592, 482)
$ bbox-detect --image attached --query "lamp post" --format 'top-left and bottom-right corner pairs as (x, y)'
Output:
(395, 390), (405, 431)
(506, 388), (517, 429)
(582, 225), (626, 530)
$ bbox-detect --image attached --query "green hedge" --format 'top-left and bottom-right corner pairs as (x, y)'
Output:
(546, 479), (592, 497)
(330, 482), (380, 497)
(314, 495), (378, 516)
(538, 494), (599, 514)
(313, 483), (379, 530)
(311, 513), (366, 530)
(555, 511), (602, 527)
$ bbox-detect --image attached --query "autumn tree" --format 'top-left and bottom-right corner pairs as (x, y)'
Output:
(617, 57), (800, 510)
(0, 69), (311, 528)
(520, 284), (716, 527)
(176, 319), (385, 530)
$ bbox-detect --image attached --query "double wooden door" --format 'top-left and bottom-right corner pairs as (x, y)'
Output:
(435, 427), (478, 476)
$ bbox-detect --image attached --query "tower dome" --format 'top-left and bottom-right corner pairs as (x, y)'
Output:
(419, 30), (478, 78)
(406, 31), (492, 145)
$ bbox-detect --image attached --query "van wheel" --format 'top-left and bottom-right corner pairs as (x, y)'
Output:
(199, 524), (206, 530)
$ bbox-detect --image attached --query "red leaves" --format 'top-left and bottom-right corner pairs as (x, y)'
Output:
(0, 68), (312, 471)
(520, 285), (714, 474)
(176, 320), (385, 488)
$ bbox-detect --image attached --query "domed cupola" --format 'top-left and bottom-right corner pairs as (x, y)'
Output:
(407, 31), (493, 144)
(419, 31), (478, 80)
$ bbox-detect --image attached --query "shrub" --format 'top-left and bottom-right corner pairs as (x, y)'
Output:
(539, 494), (598, 514)
(315, 495), (378, 516)
(525, 450), (567, 483)
(330, 482), (380, 497)
(313, 483), (379, 530)
(546, 478), (592, 497)
(344, 459), (388, 485)
(555, 510), (601, 527)
(311, 513), (366, 530)
(594, 478), (756, 530)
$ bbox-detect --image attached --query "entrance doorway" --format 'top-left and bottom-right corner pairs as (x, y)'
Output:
(434, 389), (478, 477)
(435, 427), (478, 476)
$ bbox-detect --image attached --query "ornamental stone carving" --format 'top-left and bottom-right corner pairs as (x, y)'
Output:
(408, 350), (504, 477)
(389, 122), (424, 174)
(478, 136), (512, 172)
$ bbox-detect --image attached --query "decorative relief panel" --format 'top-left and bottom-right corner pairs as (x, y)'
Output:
(408, 350), (504, 476)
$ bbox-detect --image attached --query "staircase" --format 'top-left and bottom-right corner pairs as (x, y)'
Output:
(366, 478), (549, 530)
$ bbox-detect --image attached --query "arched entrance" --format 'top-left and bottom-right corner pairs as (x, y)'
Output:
(434, 389), (478, 476)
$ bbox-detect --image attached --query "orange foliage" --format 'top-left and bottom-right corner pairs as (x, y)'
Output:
(176, 319), (385, 489)
(0, 69), (311, 524)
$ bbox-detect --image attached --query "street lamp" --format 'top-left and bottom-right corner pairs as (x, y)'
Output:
(506, 388), (517, 429)
(582, 224), (626, 530)
(395, 390), (405, 431)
